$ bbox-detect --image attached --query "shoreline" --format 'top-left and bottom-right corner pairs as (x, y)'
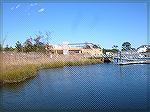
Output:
(0, 52), (105, 84)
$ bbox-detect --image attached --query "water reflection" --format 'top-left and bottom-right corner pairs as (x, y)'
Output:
(1, 64), (149, 111)
(2, 76), (36, 91)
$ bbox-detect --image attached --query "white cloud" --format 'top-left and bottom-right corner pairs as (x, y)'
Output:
(30, 4), (34, 6)
(11, 7), (14, 10)
(38, 8), (45, 13)
(10, 4), (20, 11)
(16, 4), (20, 9)
(30, 3), (38, 7)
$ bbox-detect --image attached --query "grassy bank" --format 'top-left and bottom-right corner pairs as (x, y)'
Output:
(0, 58), (103, 84)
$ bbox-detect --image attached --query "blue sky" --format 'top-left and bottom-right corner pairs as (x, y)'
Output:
(2, 3), (147, 49)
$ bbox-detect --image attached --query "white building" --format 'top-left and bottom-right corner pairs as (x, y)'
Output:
(137, 45), (150, 53)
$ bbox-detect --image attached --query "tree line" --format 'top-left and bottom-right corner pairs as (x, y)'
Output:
(0, 31), (51, 53)
(0, 37), (149, 53)
(103, 42), (136, 54)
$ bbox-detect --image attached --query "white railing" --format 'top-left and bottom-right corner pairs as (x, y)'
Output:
(113, 51), (150, 64)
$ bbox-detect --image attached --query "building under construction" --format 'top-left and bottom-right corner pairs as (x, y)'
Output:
(46, 43), (103, 55)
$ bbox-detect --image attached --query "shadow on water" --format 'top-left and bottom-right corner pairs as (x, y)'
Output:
(1, 76), (37, 91)
(119, 65), (124, 78)
(146, 64), (150, 110)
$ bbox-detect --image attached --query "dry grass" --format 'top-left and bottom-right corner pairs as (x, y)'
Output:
(0, 51), (104, 84)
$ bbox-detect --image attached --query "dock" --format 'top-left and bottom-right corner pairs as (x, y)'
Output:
(112, 51), (150, 65)
(118, 60), (150, 65)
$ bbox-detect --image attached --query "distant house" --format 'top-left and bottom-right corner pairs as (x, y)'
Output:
(137, 45), (150, 53)
(46, 42), (103, 55)
(106, 52), (114, 56)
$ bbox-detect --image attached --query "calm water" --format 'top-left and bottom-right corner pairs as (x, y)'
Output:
(1, 64), (150, 112)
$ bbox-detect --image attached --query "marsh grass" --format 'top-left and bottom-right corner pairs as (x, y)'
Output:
(0, 58), (103, 84)
(0, 64), (37, 83)
(40, 61), (65, 69)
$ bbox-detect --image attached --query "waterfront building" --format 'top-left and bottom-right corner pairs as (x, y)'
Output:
(137, 45), (150, 53)
(46, 42), (103, 55)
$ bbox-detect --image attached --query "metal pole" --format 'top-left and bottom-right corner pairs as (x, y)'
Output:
(147, 2), (150, 45)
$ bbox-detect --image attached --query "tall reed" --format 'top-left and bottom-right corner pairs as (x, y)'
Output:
(0, 58), (103, 84)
